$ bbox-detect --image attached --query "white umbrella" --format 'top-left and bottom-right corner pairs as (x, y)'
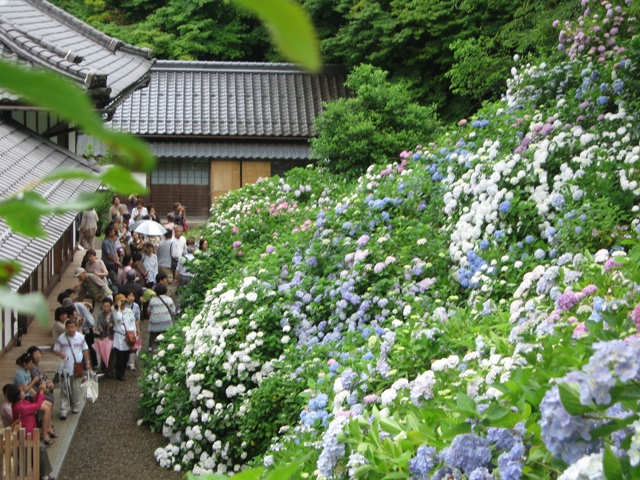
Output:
(134, 220), (167, 236)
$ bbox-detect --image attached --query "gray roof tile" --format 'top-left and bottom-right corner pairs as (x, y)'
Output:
(0, 0), (154, 111)
(0, 119), (101, 291)
(110, 60), (348, 138)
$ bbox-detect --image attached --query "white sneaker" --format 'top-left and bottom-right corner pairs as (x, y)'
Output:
(127, 364), (136, 371)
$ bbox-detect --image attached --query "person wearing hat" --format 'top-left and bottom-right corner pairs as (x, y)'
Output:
(74, 267), (112, 307)
(112, 293), (138, 381)
(53, 319), (91, 419)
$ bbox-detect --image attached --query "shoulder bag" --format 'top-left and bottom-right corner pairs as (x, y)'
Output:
(123, 321), (136, 347)
(66, 335), (85, 378)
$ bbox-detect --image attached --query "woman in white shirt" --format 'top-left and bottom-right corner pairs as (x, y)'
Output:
(131, 199), (149, 222)
(112, 293), (138, 381)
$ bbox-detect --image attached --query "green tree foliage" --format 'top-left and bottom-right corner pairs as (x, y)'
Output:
(53, 0), (277, 60)
(303, 0), (581, 118)
(310, 64), (439, 178)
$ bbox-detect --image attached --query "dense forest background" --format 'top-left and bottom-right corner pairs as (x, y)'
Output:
(51, 0), (583, 120)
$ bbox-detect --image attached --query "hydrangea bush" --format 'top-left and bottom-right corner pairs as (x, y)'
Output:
(141, 0), (640, 478)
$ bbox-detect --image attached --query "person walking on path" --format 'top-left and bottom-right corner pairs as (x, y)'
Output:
(142, 242), (158, 287)
(112, 293), (138, 381)
(74, 267), (112, 306)
(157, 230), (177, 286)
(147, 284), (175, 351)
(102, 226), (122, 278)
(171, 225), (187, 260)
(108, 196), (128, 224)
(53, 319), (91, 420)
(84, 249), (109, 279)
(120, 288), (141, 371)
(131, 198), (148, 222)
(61, 297), (98, 369)
(79, 208), (99, 250)
(95, 297), (116, 377)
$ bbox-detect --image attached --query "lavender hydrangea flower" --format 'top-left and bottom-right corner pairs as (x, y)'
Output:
(557, 291), (579, 311)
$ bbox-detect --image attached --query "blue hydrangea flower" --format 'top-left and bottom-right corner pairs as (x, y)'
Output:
(409, 445), (437, 480)
(597, 96), (609, 106)
(525, 235), (535, 244)
(441, 434), (491, 474)
(551, 193), (565, 210)
(613, 79), (624, 94)
(499, 200), (511, 213)
(480, 240), (490, 250)
(498, 441), (525, 480)
(539, 384), (601, 464)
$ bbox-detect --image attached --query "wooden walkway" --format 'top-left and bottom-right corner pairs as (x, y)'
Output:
(0, 248), (86, 475)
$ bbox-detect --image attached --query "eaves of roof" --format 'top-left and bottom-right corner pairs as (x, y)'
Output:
(0, 118), (102, 291)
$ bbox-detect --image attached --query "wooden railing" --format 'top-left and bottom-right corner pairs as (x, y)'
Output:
(0, 428), (40, 480)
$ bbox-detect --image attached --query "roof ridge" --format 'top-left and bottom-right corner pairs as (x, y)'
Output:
(153, 60), (345, 75)
(22, 0), (153, 60)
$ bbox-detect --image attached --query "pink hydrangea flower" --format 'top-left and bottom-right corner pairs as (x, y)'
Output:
(557, 291), (579, 311)
(232, 241), (242, 249)
(363, 394), (378, 404)
(604, 257), (623, 271)
(573, 322), (588, 338)
(630, 303), (640, 331)
(581, 284), (598, 296)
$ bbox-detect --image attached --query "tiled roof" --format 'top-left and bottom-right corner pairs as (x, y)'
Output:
(0, 0), (154, 112)
(76, 133), (310, 160)
(0, 118), (101, 291)
(110, 60), (348, 138)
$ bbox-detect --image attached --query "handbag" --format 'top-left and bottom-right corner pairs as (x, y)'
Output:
(82, 370), (99, 404)
(123, 322), (136, 347)
(73, 362), (84, 378)
(66, 335), (85, 378)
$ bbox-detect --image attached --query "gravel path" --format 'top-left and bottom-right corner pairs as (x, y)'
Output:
(58, 320), (183, 480)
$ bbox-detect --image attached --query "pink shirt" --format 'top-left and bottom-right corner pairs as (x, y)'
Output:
(12, 393), (44, 435)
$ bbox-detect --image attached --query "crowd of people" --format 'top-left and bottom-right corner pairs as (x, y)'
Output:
(0, 197), (210, 480)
